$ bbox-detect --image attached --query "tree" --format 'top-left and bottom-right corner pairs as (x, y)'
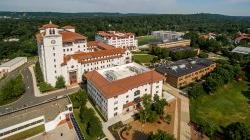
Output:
(188, 83), (206, 99)
(153, 95), (167, 116)
(55, 75), (66, 88)
(86, 116), (103, 137)
(203, 77), (219, 93)
(148, 130), (175, 140)
(79, 106), (95, 124)
(0, 74), (25, 105)
(224, 122), (250, 140)
(70, 90), (88, 108)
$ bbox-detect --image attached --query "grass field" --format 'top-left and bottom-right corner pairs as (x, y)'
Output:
(190, 80), (250, 131)
(137, 35), (159, 46)
(133, 54), (156, 64)
(3, 125), (45, 140)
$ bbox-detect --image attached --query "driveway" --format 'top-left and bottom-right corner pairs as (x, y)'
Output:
(0, 63), (80, 115)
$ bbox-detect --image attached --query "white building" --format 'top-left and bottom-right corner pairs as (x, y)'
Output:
(36, 22), (132, 86)
(152, 31), (184, 43)
(232, 46), (250, 55)
(0, 57), (27, 78)
(95, 31), (138, 51)
(85, 63), (165, 120)
(0, 97), (73, 139)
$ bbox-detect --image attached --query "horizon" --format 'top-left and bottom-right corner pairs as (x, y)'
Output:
(0, 11), (249, 17)
(0, 0), (250, 17)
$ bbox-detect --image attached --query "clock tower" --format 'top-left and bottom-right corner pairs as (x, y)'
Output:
(40, 21), (63, 86)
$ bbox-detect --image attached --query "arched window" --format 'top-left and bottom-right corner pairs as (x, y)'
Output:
(134, 90), (140, 96)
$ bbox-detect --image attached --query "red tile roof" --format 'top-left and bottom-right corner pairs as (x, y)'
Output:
(60, 31), (86, 43)
(85, 70), (165, 99)
(63, 25), (75, 29)
(87, 41), (115, 50)
(35, 31), (87, 44)
(97, 31), (135, 39)
(40, 23), (59, 29)
(62, 48), (126, 65)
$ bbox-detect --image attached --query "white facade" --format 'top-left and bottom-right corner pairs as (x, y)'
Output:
(36, 22), (132, 86)
(0, 98), (73, 139)
(85, 63), (164, 120)
(95, 31), (138, 51)
(152, 30), (184, 43)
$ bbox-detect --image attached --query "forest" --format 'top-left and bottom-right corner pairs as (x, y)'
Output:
(0, 13), (250, 59)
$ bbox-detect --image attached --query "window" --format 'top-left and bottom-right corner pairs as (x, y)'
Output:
(54, 59), (56, 62)
(134, 90), (140, 96)
(156, 85), (159, 88)
(156, 91), (159, 94)
(54, 65), (56, 68)
(53, 53), (55, 56)
(126, 100), (129, 103)
(55, 70), (57, 74)
(126, 95), (129, 98)
(114, 96), (118, 99)
(114, 107), (118, 111)
(63, 49), (65, 52)
(114, 101), (118, 105)
(114, 112), (118, 116)
(145, 89), (147, 91)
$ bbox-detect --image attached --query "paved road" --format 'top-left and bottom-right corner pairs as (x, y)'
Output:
(0, 64), (79, 115)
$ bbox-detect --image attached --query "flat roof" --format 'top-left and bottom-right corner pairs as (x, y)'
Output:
(155, 58), (216, 78)
(232, 46), (250, 54)
(168, 46), (193, 52)
(85, 63), (165, 99)
(98, 63), (150, 81)
(0, 97), (71, 129)
(0, 57), (26, 68)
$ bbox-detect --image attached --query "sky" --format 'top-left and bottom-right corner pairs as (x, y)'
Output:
(0, 0), (250, 16)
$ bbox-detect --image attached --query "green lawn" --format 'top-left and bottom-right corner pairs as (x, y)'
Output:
(3, 125), (45, 140)
(137, 35), (159, 46)
(190, 81), (250, 130)
(133, 54), (156, 64)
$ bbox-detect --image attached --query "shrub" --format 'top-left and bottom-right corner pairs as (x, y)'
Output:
(34, 62), (44, 84)
(38, 82), (54, 93)
(55, 75), (66, 89)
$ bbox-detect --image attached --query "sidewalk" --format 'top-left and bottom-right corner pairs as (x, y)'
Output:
(29, 65), (80, 97)
(163, 84), (191, 140)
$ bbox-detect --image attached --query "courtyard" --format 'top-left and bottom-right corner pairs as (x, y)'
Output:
(112, 100), (176, 140)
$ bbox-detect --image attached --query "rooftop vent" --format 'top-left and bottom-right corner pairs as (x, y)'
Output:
(105, 70), (117, 81)
(171, 66), (178, 70)
(190, 61), (196, 64)
(128, 66), (143, 74)
(179, 64), (186, 69)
